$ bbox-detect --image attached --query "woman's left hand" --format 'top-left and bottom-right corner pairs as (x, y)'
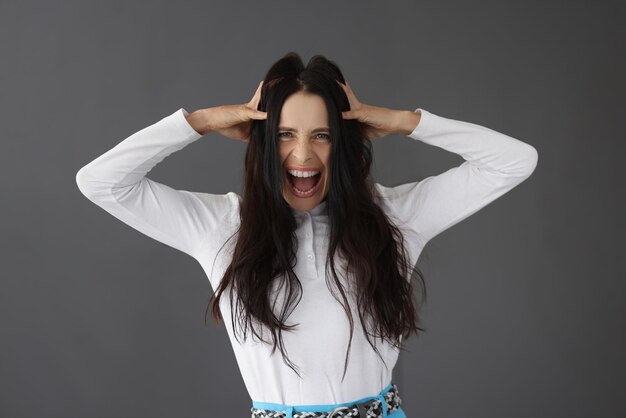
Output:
(337, 80), (405, 141)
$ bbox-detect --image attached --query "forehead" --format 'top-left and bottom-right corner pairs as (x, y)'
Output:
(279, 92), (329, 129)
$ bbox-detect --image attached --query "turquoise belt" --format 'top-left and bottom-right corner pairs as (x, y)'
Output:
(251, 382), (403, 418)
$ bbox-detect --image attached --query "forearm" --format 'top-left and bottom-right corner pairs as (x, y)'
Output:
(77, 108), (203, 194)
(407, 108), (538, 178)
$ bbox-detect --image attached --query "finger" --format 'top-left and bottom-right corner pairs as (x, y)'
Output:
(250, 82), (263, 108)
(250, 80), (264, 108)
(338, 79), (351, 93)
(341, 110), (359, 120)
(343, 81), (358, 100)
(339, 80), (361, 108)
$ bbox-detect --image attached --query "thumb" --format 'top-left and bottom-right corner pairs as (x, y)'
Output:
(249, 109), (268, 120)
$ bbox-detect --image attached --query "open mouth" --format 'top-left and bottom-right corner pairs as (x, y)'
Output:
(285, 171), (322, 198)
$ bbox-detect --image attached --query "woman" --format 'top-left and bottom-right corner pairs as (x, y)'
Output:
(76, 52), (538, 418)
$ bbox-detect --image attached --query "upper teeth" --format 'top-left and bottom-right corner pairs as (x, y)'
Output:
(288, 169), (319, 178)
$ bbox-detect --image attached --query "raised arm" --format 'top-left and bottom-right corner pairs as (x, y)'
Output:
(75, 108), (238, 260)
(375, 107), (539, 248)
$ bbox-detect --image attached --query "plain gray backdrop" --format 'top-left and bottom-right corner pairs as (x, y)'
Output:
(1, 0), (624, 417)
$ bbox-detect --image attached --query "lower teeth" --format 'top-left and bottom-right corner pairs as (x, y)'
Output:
(288, 174), (319, 195)
(294, 185), (314, 194)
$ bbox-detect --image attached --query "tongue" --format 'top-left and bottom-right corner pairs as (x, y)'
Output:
(293, 174), (317, 191)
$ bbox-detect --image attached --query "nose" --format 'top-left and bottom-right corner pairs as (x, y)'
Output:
(292, 141), (313, 163)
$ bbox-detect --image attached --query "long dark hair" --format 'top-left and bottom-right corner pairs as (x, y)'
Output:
(204, 52), (427, 381)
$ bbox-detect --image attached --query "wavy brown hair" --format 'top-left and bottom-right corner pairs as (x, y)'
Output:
(204, 52), (427, 381)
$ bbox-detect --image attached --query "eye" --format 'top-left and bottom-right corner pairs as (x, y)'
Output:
(278, 132), (331, 141)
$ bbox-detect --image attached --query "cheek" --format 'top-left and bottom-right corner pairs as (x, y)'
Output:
(321, 149), (331, 170)
(278, 146), (289, 164)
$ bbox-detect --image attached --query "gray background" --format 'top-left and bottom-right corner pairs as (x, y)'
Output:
(1, 0), (624, 417)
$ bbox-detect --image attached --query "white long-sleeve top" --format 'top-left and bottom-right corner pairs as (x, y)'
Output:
(75, 106), (538, 405)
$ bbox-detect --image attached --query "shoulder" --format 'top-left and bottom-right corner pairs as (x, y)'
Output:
(373, 181), (428, 259)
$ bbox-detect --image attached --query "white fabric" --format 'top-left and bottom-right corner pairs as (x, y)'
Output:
(76, 106), (538, 405)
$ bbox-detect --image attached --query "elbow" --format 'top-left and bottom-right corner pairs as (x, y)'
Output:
(497, 142), (539, 184)
(506, 143), (538, 184)
(521, 144), (539, 179)
(75, 167), (89, 196)
(75, 166), (97, 199)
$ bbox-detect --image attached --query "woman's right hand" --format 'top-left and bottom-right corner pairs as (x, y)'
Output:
(202, 80), (268, 142)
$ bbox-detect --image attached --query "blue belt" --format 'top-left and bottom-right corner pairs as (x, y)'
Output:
(251, 382), (403, 418)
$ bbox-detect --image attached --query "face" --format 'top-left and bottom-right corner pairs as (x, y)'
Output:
(278, 91), (332, 212)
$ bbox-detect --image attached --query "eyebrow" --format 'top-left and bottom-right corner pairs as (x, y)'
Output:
(278, 126), (330, 133)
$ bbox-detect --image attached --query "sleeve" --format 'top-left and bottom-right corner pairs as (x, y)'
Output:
(75, 107), (237, 260)
(375, 107), (539, 248)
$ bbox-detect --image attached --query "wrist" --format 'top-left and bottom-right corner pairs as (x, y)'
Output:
(186, 108), (212, 135)
(394, 109), (422, 136)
